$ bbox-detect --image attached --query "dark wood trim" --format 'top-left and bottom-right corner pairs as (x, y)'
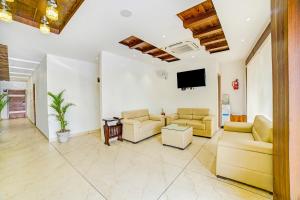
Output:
(218, 74), (221, 128)
(271, 0), (300, 199)
(246, 23), (271, 65)
(272, 0), (290, 198)
(0, 44), (10, 81)
(59, 0), (85, 34)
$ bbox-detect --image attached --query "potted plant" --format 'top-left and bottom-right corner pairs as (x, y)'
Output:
(0, 93), (9, 121)
(48, 90), (74, 143)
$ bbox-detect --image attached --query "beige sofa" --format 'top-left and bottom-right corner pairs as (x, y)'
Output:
(121, 109), (164, 143)
(166, 108), (214, 138)
(216, 115), (273, 192)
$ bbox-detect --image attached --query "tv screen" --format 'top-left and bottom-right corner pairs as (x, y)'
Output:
(177, 68), (206, 88)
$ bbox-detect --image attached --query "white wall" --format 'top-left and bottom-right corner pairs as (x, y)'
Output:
(47, 54), (100, 141)
(100, 51), (220, 132)
(0, 81), (27, 119)
(220, 60), (247, 115)
(163, 59), (220, 132)
(247, 34), (272, 122)
(100, 51), (166, 119)
(30, 56), (49, 138)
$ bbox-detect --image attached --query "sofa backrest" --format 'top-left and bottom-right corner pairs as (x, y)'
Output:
(121, 109), (149, 122)
(252, 115), (273, 143)
(177, 108), (210, 120)
(177, 108), (193, 119)
(192, 108), (210, 120)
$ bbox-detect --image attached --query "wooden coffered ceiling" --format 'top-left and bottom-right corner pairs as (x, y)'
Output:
(5, 0), (84, 34)
(119, 36), (180, 63)
(177, 0), (229, 54)
(0, 44), (10, 81)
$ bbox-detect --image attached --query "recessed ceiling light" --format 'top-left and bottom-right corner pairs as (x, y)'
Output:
(120, 9), (132, 18)
(162, 35), (166, 38)
(246, 17), (251, 22)
(191, 55), (195, 58)
(241, 39), (245, 43)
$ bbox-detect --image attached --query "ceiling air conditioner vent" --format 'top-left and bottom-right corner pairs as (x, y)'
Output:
(165, 41), (199, 55)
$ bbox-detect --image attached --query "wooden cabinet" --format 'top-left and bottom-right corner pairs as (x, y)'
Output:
(230, 115), (247, 122)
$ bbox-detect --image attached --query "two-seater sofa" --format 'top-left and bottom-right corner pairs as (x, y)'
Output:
(216, 115), (273, 192)
(121, 109), (164, 143)
(166, 108), (214, 138)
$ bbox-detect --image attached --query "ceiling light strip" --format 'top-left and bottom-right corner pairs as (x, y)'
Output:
(9, 57), (40, 64)
(9, 66), (35, 71)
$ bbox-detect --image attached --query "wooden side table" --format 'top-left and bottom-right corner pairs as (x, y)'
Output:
(102, 117), (123, 146)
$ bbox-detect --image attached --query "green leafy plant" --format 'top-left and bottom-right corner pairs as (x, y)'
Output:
(0, 94), (9, 118)
(48, 90), (74, 133)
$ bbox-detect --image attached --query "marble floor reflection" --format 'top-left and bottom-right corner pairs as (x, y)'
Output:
(0, 119), (273, 200)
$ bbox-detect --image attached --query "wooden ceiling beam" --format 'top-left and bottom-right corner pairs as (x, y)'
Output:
(200, 34), (226, 46)
(209, 46), (229, 53)
(155, 53), (169, 58)
(205, 41), (228, 50)
(193, 25), (222, 39)
(166, 58), (180, 62)
(142, 46), (157, 54)
(151, 51), (166, 57)
(119, 36), (180, 63)
(183, 10), (217, 29)
(161, 55), (175, 60)
(129, 41), (147, 49)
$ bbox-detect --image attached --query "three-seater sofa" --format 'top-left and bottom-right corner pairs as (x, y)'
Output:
(121, 109), (164, 143)
(167, 108), (214, 138)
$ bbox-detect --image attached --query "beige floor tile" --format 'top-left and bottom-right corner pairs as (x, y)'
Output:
(159, 170), (270, 200)
(0, 119), (273, 200)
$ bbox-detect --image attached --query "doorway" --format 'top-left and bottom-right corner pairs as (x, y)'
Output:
(218, 74), (221, 128)
(8, 90), (26, 119)
(33, 84), (36, 125)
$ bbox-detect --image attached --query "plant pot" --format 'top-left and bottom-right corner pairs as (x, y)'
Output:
(57, 131), (70, 143)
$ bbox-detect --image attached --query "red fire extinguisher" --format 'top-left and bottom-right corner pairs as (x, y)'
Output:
(232, 79), (239, 90)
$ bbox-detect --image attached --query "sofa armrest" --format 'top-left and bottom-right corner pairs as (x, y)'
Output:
(149, 114), (163, 121)
(219, 139), (273, 155)
(122, 119), (141, 127)
(166, 114), (178, 125)
(224, 122), (253, 133)
(203, 116), (212, 121)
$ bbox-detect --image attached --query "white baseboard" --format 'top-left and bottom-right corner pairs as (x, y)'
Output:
(49, 129), (101, 143)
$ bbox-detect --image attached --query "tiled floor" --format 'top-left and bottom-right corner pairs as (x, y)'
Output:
(0, 119), (273, 200)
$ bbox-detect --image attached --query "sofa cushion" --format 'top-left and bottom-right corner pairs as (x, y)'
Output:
(192, 115), (204, 120)
(122, 109), (149, 119)
(141, 120), (162, 132)
(221, 131), (255, 142)
(179, 114), (193, 119)
(187, 120), (205, 130)
(177, 108), (193, 115)
(135, 116), (149, 122)
(172, 119), (189, 126)
(193, 108), (209, 116)
(224, 122), (253, 133)
(252, 116), (273, 143)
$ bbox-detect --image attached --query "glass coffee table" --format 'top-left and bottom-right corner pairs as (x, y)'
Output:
(161, 124), (193, 149)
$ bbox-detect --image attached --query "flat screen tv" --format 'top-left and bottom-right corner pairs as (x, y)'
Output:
(177, 68), (206, 88)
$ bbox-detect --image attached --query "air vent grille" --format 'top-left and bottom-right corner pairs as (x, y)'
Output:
(165, 41), (199, 55)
